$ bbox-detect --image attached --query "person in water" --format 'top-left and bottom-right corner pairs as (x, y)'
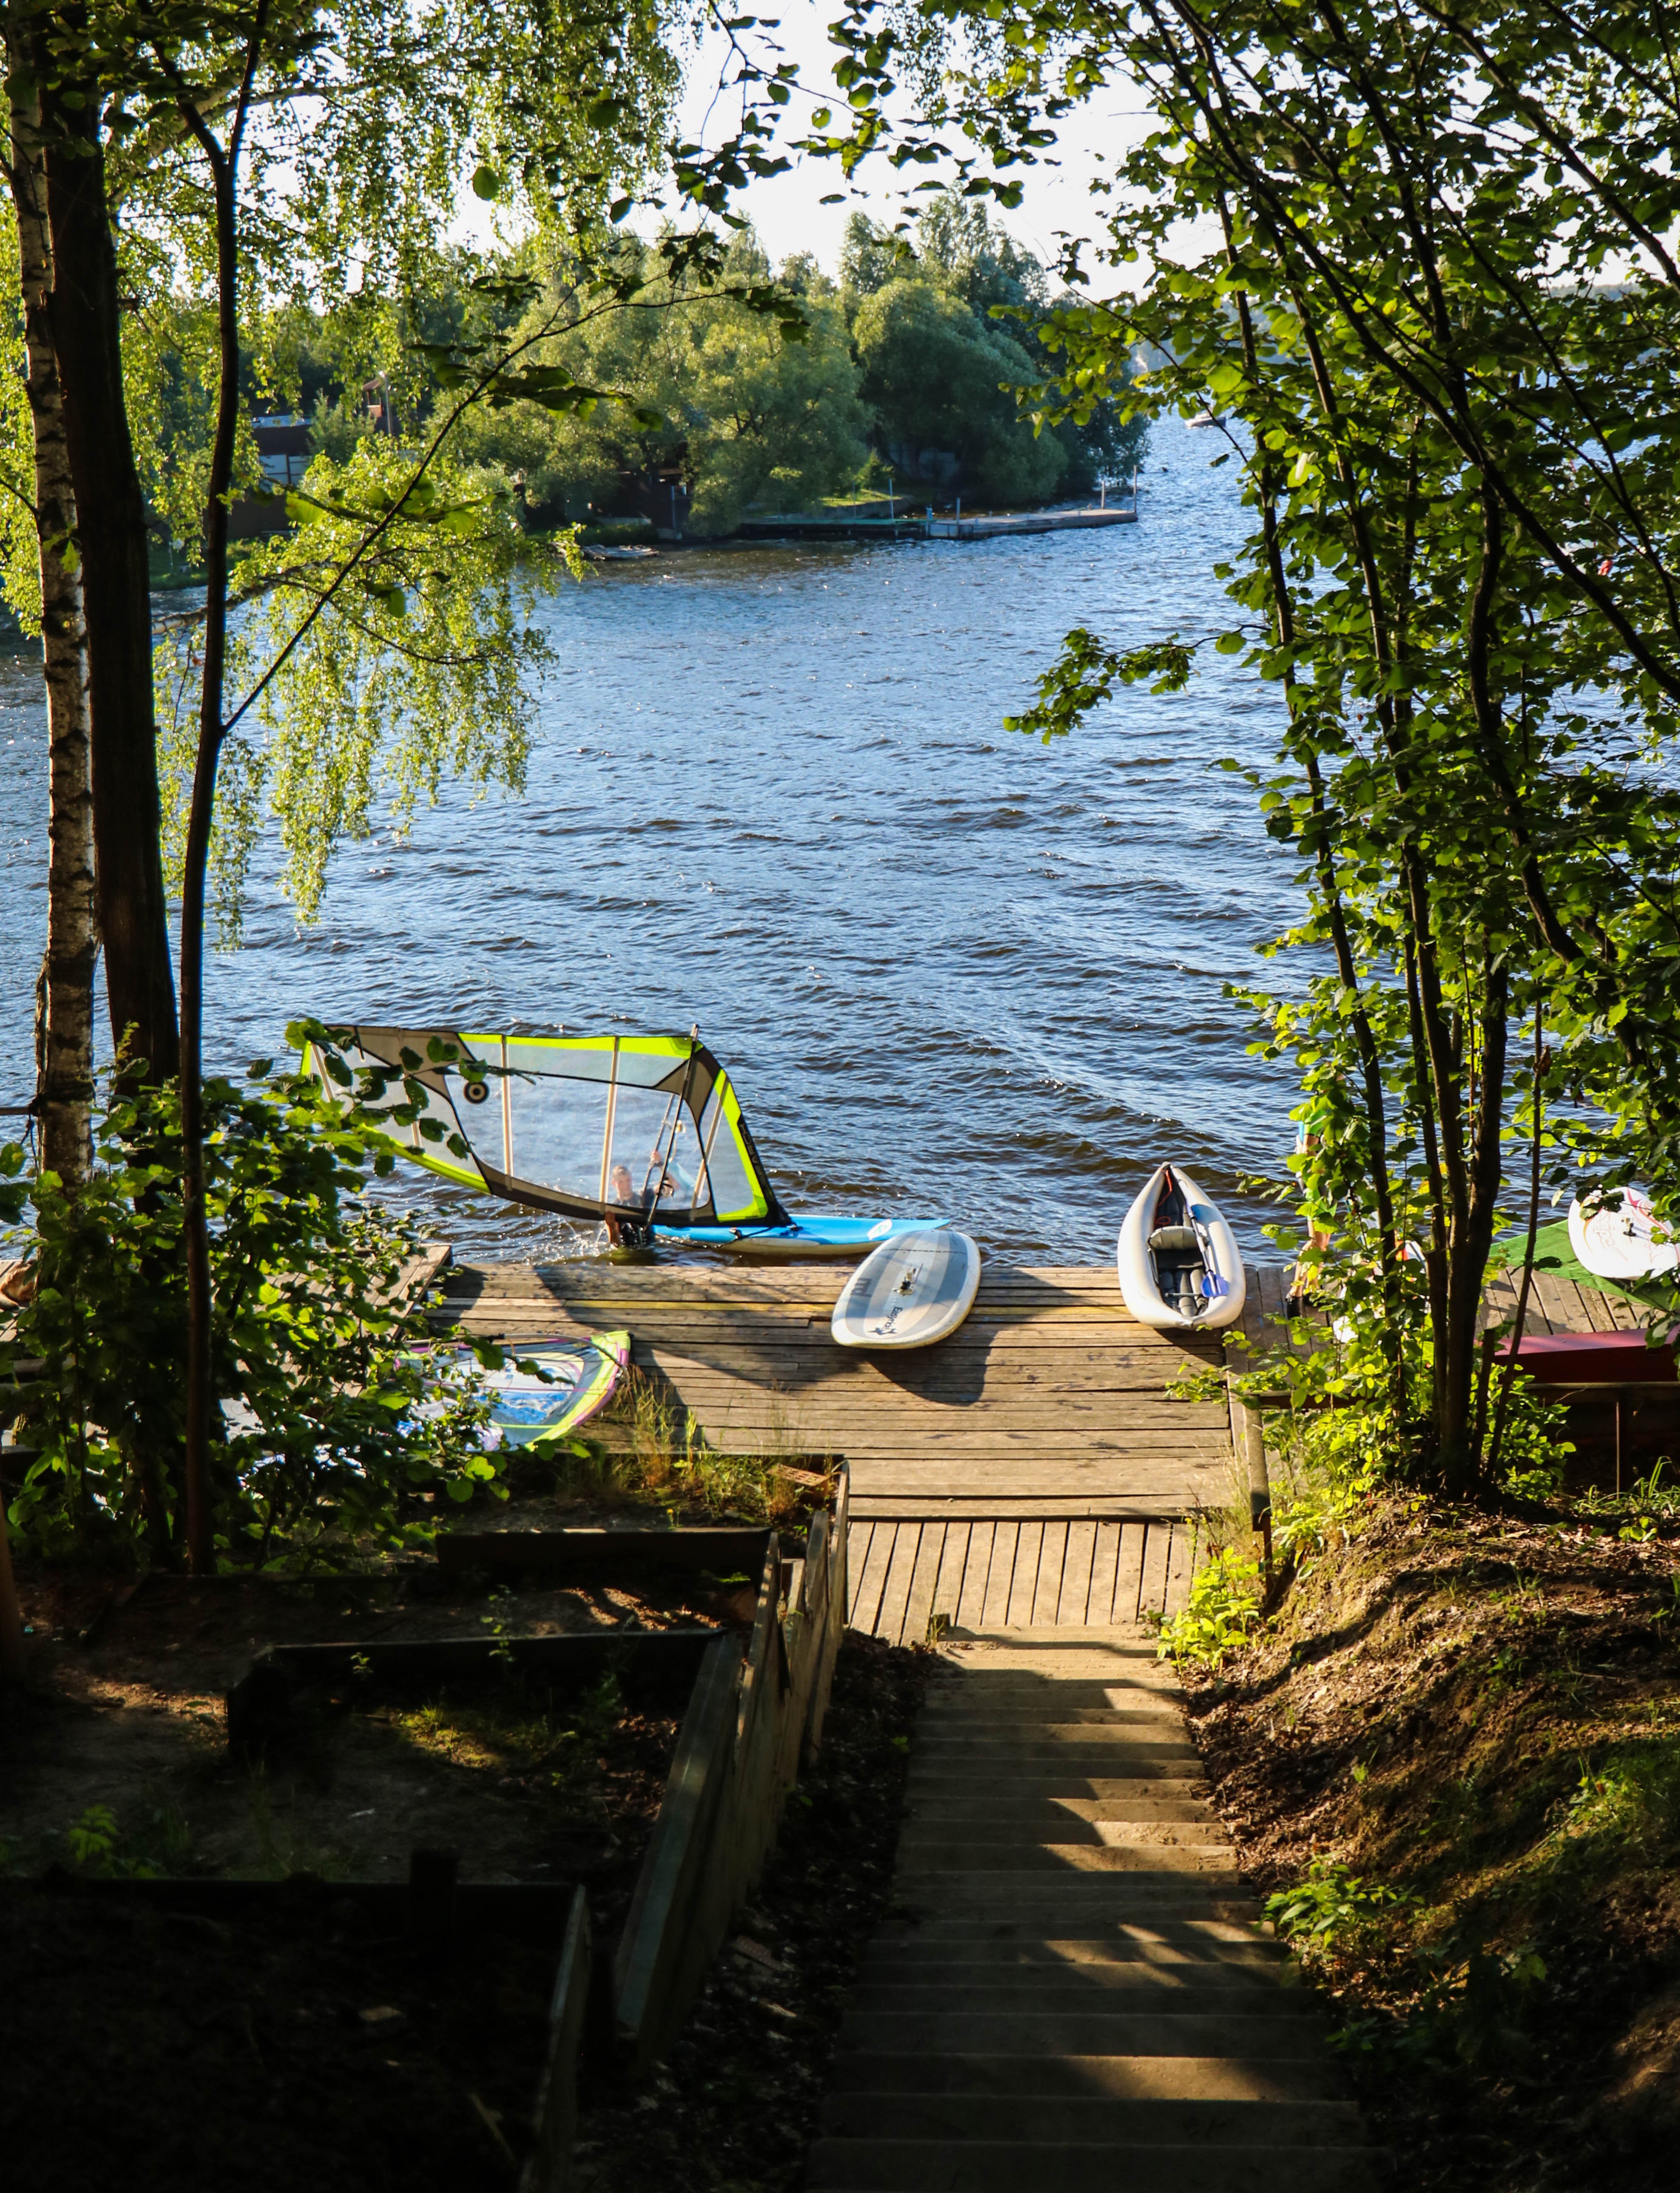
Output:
(608, 1154), (690, 1206)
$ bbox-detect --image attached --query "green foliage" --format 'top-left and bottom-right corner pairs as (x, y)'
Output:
(1157, 1548), (1263, 1668)
(1162, 1361), (1224, 1403)
(852, 275), (1065, 505)
(1265, 1856), (1413, 1961)
(0, 216), (41, 637)
(447, 230), (871, 536)
(0, 1139), (28, 1228)
(397, 1668), (626, 1813)
(107, 0), (684, 550)
(62, 1804), (155, 1879)
(152, 441), (567, 936)
(1005, 629), (1194, 742)
(1267, 1855), (1546, 2068)
(815, 0), (1680, 1493)
(1, 1063), (507, 1567)
(1557, 1738), (1680, 1865)
(840, 193), (1148, 494)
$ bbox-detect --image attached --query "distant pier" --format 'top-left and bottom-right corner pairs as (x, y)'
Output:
(735, 503), (1138, 545)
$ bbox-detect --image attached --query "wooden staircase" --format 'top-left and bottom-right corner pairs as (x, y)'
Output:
(807, 1628), (1376, 2191)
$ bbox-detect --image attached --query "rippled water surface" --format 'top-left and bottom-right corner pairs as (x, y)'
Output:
(0, 418), (1303, 1262)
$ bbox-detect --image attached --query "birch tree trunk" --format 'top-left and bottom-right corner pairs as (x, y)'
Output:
(43, 85), (179, 1082)
(6, 39), (96, 1183)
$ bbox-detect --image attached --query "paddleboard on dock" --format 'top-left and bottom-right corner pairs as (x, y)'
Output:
(661, 1213), (951, 1262)
(831, 1227), (982, 1349)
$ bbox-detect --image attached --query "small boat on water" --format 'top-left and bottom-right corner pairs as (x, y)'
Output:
(1116, 1162), (1246, 1331)
(302, 1023), (950, 1260)
(1569, 1186), (1680, 1285)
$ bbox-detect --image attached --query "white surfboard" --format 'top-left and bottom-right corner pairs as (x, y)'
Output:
(831, 1227), (983, 1350)
(1569, 1186), (1680, 1283)
(1117, 1162), (1246, 1331)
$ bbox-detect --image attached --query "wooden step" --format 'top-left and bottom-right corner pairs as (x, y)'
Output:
(870, 1915), (1264, 1947)
(858, 1937), (1284, 1973)
(891, 1885), (1256, 1923)
(806, 2136), (1378, 2190)
(908, 1736), (1203, 1760)
(920, 1702), (1186, 1722)
(904, 1798), (1217, 1826)
(903, 1772), (1209, 1797)
(822, 2051), (1352, 2101)
(818, 2094), (1365, 2144)
(845, 1981), (1319, 2019)
(899, 1816), (1232, 1846)
(854, 1958), (1283, 1993)
(834, 2011), (1332, 2058)
(894, 1841), (1238, 1874)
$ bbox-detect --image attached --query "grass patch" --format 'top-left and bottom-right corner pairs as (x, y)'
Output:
(549, 1366), (834, 1528)
(392, 1668), (624, 1824)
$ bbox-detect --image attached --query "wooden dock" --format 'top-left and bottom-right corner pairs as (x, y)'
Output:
(430, 1260), (1233, 1640)
(428, 1246), (1671, 1637)
(1241, 1254), (1666, 1347)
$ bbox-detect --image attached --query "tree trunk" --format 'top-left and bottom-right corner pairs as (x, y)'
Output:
(1439, 957), (1510, 1489)
(176, 20), (267, 1574)
(7, 41), (96, 1182)
(42, 104), (179, 1079)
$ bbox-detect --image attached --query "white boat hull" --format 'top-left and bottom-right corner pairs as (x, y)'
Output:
(831, 1228), (983, 1349)
(1117, 1163), (1247, 1331)
(1568, 1187), (1680, 1284)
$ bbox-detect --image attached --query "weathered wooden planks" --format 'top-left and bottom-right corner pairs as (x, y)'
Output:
(430, 1260), (1229, 1533)
(612, 1505), (849, 2074)
(846, 1518), (1197, 1645)
(426, 1247), (1676, 1645)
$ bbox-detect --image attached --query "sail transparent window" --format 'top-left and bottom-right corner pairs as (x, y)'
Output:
(606, 1086), (706, 1213)
(696, 1088), (762, 1220)
(500, 1073), (611, 1200)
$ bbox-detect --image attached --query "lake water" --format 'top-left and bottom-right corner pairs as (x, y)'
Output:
(0, 417), (1303, 1263)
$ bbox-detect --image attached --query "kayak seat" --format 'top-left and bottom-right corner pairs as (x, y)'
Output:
(1149, 1224), (1200, 1252)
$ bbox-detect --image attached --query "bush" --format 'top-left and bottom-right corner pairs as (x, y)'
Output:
(1265, 1856), (1413, 1965)
(0, 1063), (505, 1569)
(1158, 1548), (1263, 1668)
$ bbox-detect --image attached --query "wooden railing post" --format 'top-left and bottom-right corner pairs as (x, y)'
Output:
(520, 1888), (594, 2193)
(1230, 1387), (1273, 1580)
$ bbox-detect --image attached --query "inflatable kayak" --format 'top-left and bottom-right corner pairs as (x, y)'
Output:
(831, 1227), (982, 1348)
(1568, 1186), (1680, 1285)
(1117, 1163), (1246, 1331)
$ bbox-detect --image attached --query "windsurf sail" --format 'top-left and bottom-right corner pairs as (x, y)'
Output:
(412, 1331), (630, 1454)
(300, 1023), (789, 1232)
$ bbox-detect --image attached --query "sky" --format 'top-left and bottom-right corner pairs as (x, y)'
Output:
(666, 3), (1153, 278)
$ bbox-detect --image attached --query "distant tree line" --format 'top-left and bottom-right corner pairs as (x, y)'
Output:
(221, 192), (1148, 540)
